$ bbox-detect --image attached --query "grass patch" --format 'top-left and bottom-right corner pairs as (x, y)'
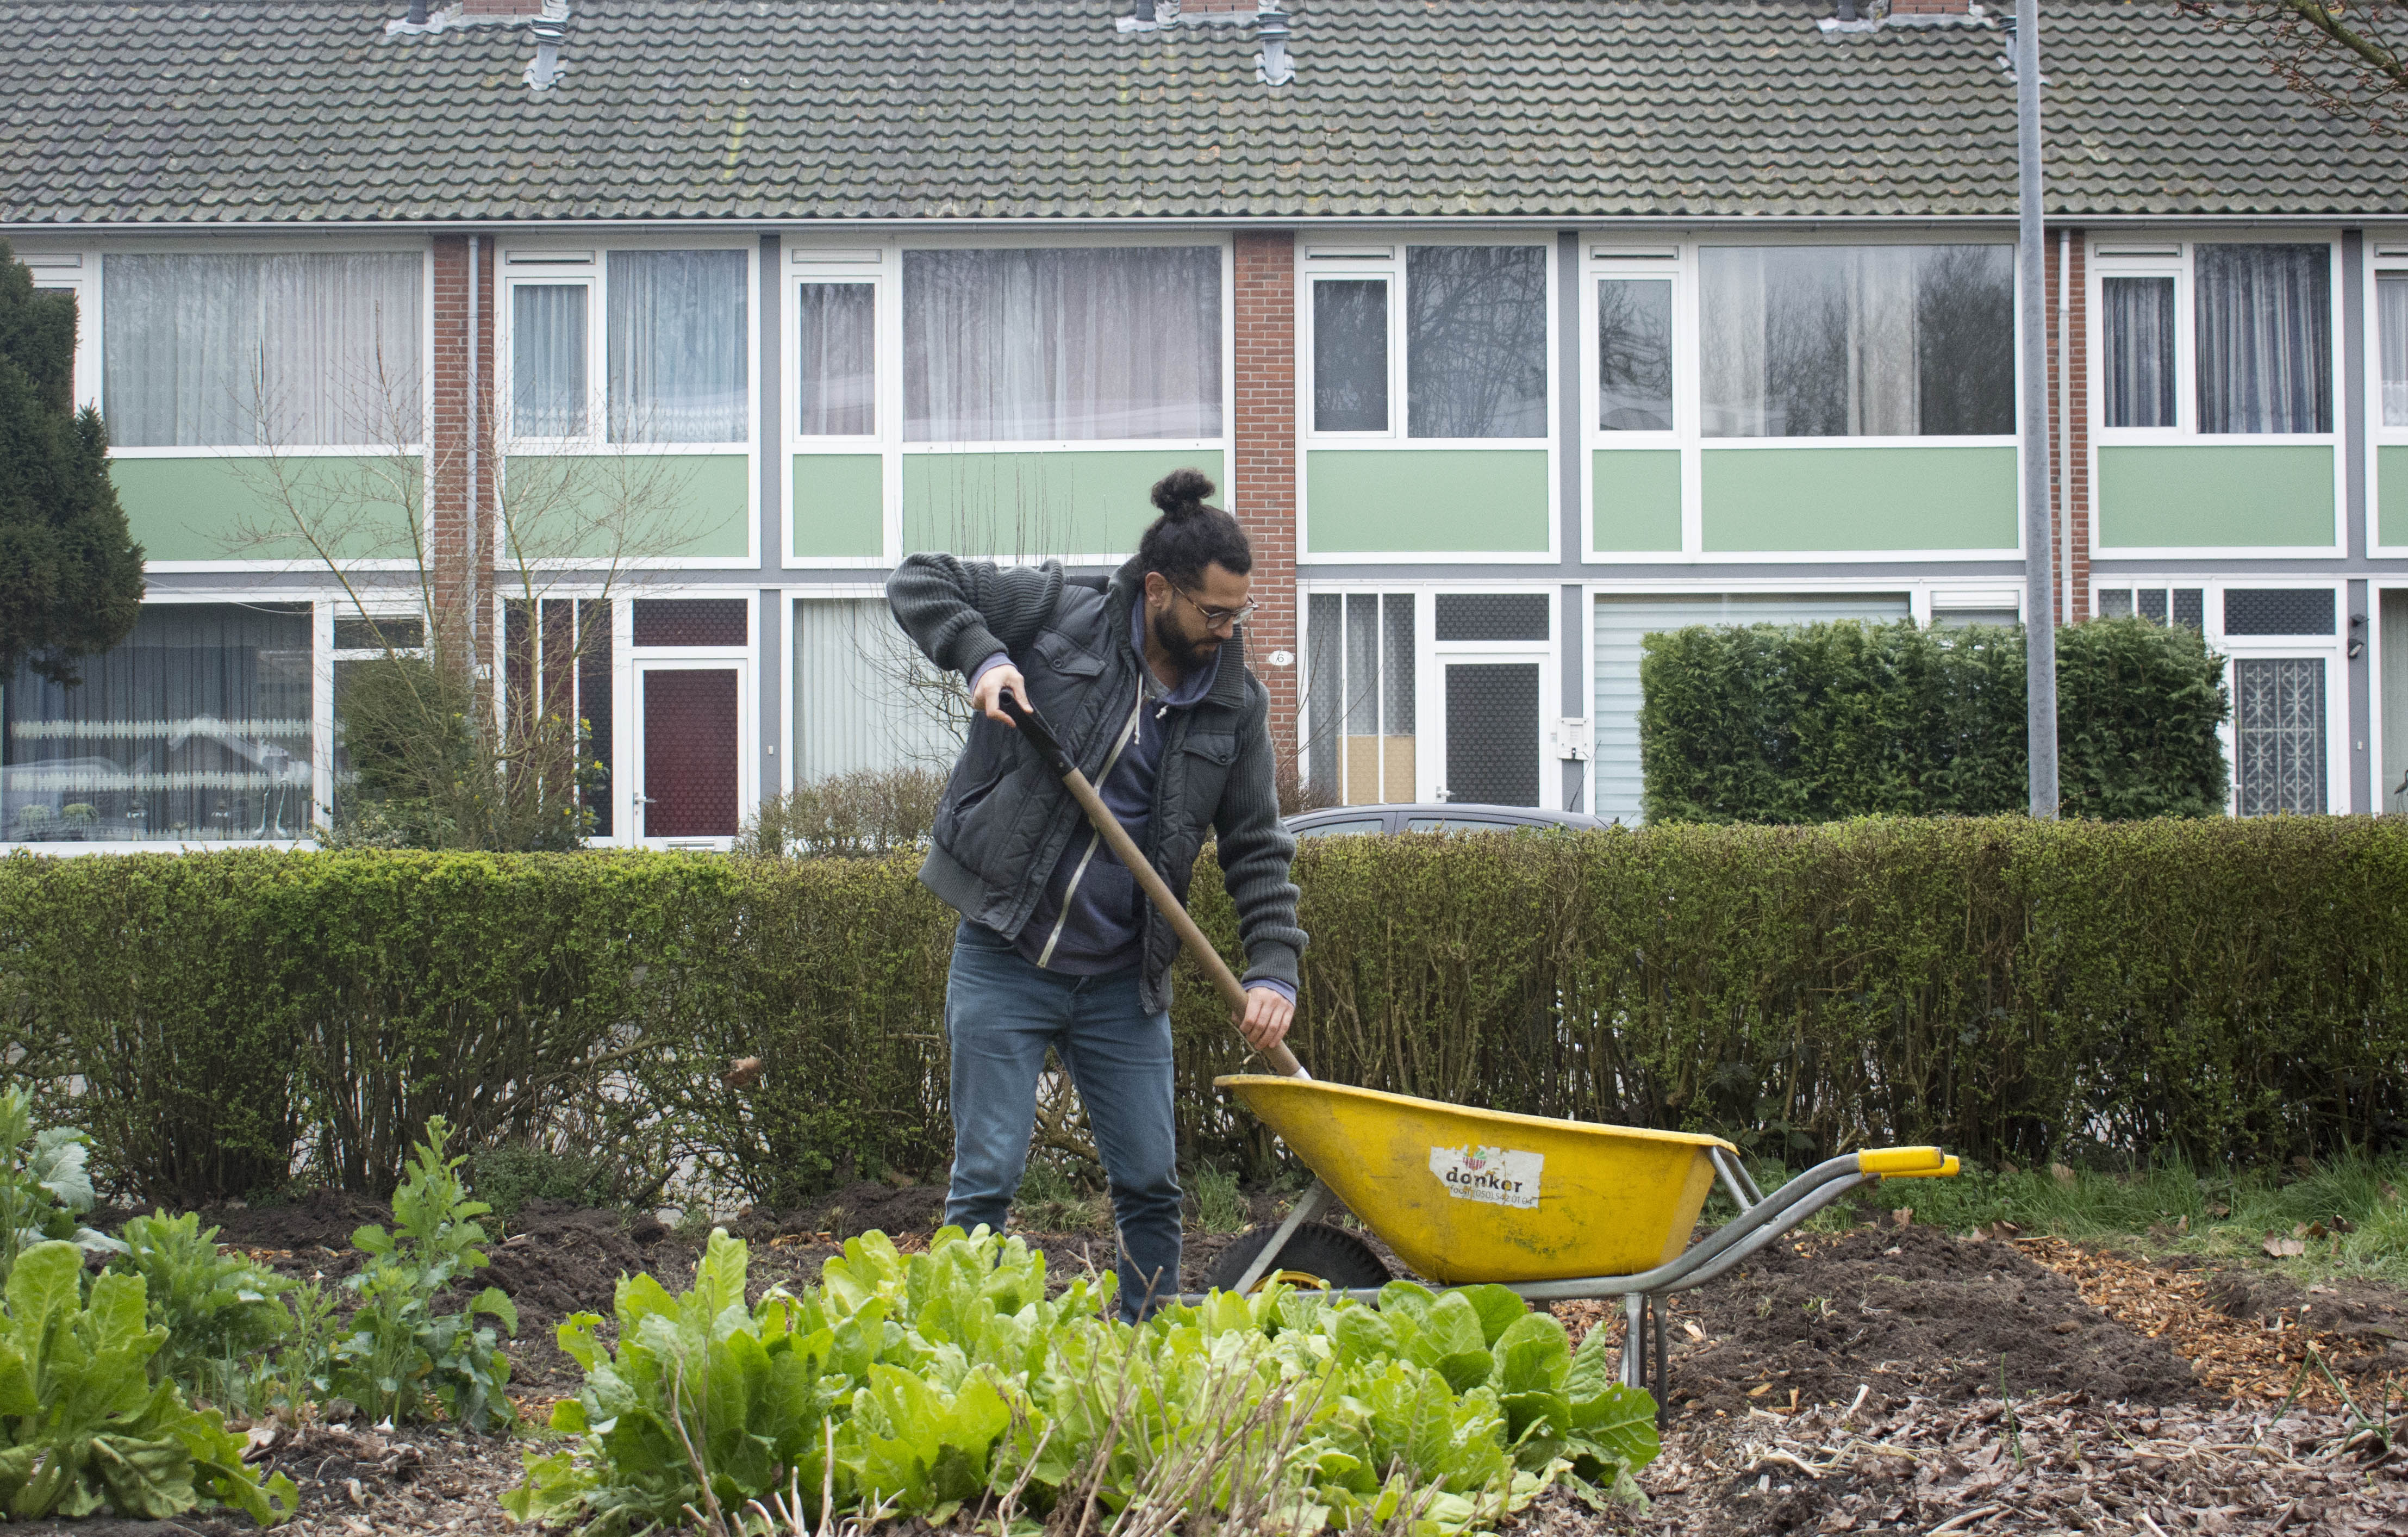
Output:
(1015, 1153), (1113, 1234)
(1193, 1165), (1248, 1234)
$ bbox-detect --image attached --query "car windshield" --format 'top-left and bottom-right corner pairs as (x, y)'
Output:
(1406, 818), (1519, 834)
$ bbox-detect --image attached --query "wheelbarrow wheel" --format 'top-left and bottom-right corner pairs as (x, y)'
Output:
(1203, 1221), (1390, 1294)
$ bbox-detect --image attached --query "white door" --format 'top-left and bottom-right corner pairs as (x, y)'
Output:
(1424, 593), (1558, 810)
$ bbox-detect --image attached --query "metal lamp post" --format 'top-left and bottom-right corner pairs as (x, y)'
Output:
(2014, 0), (2061, 818)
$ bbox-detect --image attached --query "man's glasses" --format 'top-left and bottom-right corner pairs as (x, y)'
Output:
(1174, 587), (1258, 630)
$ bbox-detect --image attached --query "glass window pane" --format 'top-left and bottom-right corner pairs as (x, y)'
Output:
(104, 253), (422, 447)
(2103, 277), (2176, 428)
(902, 247), (1222, 441)
(2195, 244), (2331, 434)
(1306, 593), (1342, 805)
(1313, 278), (1389, 432)
(1297, 817), (1383, 838)
(1406, 246), (1548, 438)
(797, 283), (876, 436)
(1596, 278), (1673, 431)
(607, 250), (748, 444)
(2379, 275), (2408, 427)
(2097, 588), (2133, 619)
(2235, 657), (2326, 815)
(1380, 594), (1417, 802)
(2138, 588), (2169, 623)
(4, 603), (313, 841)
(1699, 245), (2012, 437)
(512, 284), (588, 438)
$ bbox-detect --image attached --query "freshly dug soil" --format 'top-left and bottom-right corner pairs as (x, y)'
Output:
(1553, 1223), (2199, 1420)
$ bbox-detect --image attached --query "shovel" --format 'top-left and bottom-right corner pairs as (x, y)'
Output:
(1000, 694), (1309, 1080)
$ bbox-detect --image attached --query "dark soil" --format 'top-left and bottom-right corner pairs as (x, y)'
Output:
(1555, 1222), (2200, 1420)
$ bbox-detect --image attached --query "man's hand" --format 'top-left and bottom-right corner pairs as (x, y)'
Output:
(972, 662), (1030, 726)
(1237, 986), (1294, 1054)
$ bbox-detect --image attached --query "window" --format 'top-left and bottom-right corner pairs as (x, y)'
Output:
(1296, 816), (1383, 838)
(2195, 244), (2330, 434)
(796, 283), (876, 436)
(902, 247), (1221, 441)
(497, 598), (614, 836)
(1596, 278), (1673, 431)
(103, 253), (422, 447)
(792, 599), (966, 781)
(606, 250), (747, 444)
(2378, 273), (2408, 427)
(2235, 657), (2326, 815)
(2223, 588), (2335, 636)
(1405, 245), (1548, 438)
(2095, 587), (2205, 628)
(1699, 245), (2013, 437)
(512, 284), (588, 438)
(1313, 278), (1389, 432)
(1307, 593), (1417, 805)
(2102, 276), (2177, 428)
(3, 603), (313, 842)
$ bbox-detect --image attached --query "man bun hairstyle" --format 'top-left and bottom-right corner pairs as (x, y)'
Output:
(1139, 468), (1252, 588)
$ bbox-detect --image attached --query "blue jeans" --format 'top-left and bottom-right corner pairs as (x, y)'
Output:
(944, 920), (1181, 1321)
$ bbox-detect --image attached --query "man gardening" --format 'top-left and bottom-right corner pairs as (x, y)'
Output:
(887, 468), (1305, 1320)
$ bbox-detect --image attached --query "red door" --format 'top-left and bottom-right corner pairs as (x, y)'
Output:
(640, 668), (740, 837)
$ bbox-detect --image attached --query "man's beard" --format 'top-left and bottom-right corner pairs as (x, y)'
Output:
(1159, 617), (1222, 677)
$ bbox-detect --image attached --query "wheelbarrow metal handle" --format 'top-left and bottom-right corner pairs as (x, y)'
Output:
(999, 692), (1308, 1080)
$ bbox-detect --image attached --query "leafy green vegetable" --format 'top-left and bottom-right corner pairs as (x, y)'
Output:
(507, 1226), (1656, 1536)
(0, 1087), (124, 1287)
(0, 1240), (297, 1524)
(323, 1117), (517, 1430)
(107, 1211), (295, 1409)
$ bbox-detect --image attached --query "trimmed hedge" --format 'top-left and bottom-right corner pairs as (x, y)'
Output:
(4, 817), (2403, 1204)
(1638, 617), (2231, 823)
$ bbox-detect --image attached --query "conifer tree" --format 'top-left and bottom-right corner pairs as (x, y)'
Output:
(0, 239), (143, 682)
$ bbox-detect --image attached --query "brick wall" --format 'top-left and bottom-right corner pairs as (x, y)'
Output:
(1232, 231), (1300, 759)
(2045, 231), (2091, 622)
(428, 234), (495, 661)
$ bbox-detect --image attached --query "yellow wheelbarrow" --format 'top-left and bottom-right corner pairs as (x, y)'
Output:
(1189, 1076), (1957, 1415)
(997, 694), (1958, 1412)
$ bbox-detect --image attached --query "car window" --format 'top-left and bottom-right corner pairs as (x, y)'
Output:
(1406, 818), (1518, 835)
(1296, 817), (1386, 838)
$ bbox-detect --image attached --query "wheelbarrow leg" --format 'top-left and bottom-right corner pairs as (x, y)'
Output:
(1615, 1293), (1673, 1427)
(1618, 1293), (1646, 1389)
(1228, 1179), (1335, 1296)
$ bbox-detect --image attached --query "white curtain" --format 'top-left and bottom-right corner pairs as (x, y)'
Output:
(1702, 246), (1920, 437)
(902, 247), (1222, 441)
(607, 250), (747, 444)
(511, 283), (588, 438)
(104, 253), (422, 447)
(2103, 276), (2176, 428)
(2379, 276), (2408, 428)
(796, 283), (876, 436)
(2194, 244), (2330, 434)
(1404, 245), (1548, 438)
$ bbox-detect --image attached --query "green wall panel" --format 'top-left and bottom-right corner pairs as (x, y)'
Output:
(793, 454), (885, 558)
(1701, 446), (2017, 552)
(113, 455), (423, 563)
(2378, 446), (2408, 548)
(502, 453), (751, 561)
(2097, 444), (2335, 549)
(1592, 449), (1682, 552)
(1306, 449), (1550, 553)
(901, 450), (1224, 557)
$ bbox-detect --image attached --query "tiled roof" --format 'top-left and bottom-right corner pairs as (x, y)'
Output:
(0, 0), (2399, 226)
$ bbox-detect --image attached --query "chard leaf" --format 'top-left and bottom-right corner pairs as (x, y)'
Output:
(1458, 1285), (1529, 1346)
(1489, 1312), (1570, 1396)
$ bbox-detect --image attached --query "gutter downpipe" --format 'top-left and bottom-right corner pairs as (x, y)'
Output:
(2016, 0), (2060, 818)
(468, 234), (481, 663)
(2057, 225), (2070, 626)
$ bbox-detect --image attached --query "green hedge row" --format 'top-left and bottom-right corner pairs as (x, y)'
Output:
(5, 817), (2403, 1205)
(1639, 617), (2231, 823)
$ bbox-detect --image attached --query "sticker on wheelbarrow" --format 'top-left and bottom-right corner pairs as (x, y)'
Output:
(1428, 1144), (1542, 1209)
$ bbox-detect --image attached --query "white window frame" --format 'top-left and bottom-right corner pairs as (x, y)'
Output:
(783, 233), (1235, 569)
(2089, 234), (2345, 559)
(1297, 232), (1560, 566)
(13, 248), (102, 412)
(2373, 577), (2408, 814)
(1581, 235), (2023, 566)
(2363, 237), (2408, 556)
(1299, 581), (1569, 811)
(496, 237), (762, 570)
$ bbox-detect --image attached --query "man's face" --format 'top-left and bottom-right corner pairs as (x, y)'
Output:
(1146, 562), (1251, 677)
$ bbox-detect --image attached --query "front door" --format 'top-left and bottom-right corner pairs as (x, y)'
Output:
(635, 664), (744, 844)
(1439, 661), (1543, 807)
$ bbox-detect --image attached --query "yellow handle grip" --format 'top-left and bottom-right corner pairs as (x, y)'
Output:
(1880, 1155), (1961, 1180)
(1856, 1146), (1948, 1176)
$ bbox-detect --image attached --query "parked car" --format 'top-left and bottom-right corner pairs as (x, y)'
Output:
(1283, 804), (1607, 838)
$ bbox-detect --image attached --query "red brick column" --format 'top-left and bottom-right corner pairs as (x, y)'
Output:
(2045, 231), (2090, 623)
(429, 233), (496, 663)
(1232, 231), (1299, 758)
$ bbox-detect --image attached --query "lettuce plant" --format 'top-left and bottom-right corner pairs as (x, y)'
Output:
(506, 1226), (1657, 1536)
(0, 1087), (123, 1288)
(0, 1239), (297, 1523)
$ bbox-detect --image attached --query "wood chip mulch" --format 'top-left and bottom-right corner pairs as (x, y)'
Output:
(2013, 1237), (2408, 1411)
